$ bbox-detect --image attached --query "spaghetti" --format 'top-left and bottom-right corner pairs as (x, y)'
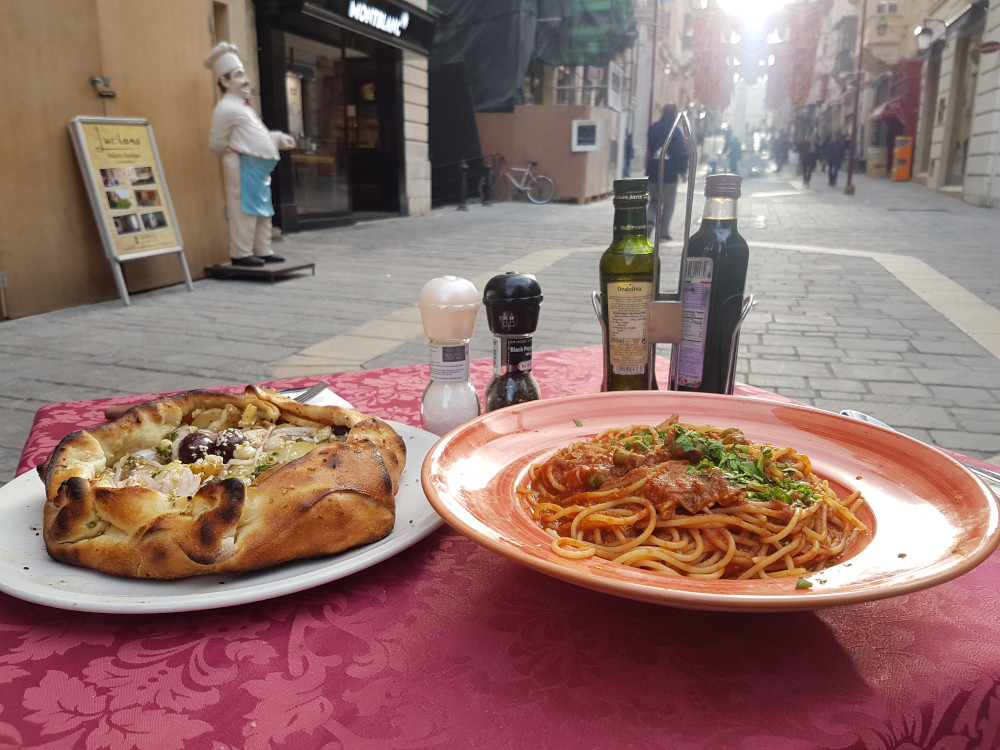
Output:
(520, 415), (867, 580)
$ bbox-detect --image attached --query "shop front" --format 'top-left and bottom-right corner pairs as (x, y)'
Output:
(255, 1), (434, 231)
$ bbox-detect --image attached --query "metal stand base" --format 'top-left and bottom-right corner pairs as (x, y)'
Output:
(205, 261), (316, 283)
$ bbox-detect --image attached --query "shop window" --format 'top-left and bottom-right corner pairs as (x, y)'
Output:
(682, 13), (693, 50)
(571, 120), (601, 152)
(283, 33), (350, 217)
(608, 63), (622, 111)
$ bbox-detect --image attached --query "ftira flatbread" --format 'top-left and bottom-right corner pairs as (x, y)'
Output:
(38, 385), (406, 579)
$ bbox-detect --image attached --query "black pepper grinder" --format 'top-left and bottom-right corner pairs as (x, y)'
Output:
(483, 271), (543, 411)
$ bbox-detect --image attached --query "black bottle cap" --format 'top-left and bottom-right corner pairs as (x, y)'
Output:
(483, 271), (543, 334)
(705, 174), (742, 198)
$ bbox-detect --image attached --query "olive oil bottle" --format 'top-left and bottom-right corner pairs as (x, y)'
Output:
(671, 174), (749, 393)
(599, 178), (657, 391)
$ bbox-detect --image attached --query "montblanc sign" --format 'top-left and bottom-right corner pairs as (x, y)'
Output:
(347, 1), (410, 37)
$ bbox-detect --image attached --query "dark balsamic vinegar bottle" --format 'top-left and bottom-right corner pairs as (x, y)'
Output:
(483, 272), (543, 411)
(671, 174), (749, 394)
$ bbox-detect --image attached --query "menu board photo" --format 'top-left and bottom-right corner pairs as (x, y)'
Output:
(68, 116), (192, 304)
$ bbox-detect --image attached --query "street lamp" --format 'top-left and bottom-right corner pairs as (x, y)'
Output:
(914, 19), (947, 52)
(915, 0), (991, 51)
(844, 0), (868, 195)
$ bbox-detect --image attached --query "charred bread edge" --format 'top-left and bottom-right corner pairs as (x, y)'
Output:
(39, 386), (407, 496)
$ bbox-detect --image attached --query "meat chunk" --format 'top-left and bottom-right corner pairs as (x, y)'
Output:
(602, 463), (744, 518)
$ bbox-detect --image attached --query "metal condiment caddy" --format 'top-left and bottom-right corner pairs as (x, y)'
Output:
(592, 111), (754, 394)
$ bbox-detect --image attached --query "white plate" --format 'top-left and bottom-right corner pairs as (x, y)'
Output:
(0, 421), (441, 614)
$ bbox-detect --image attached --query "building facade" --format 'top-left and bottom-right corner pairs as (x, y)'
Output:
(0, 0), (433, 320)
(255, 0), (435, 229)
(914, 0), (1000, 207)
(630, 0), (699, 176)
(790, 0), (1000, 207)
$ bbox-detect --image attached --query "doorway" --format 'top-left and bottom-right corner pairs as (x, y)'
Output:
(919, 54), (940, 175)
(345, 47), (401, 214)
(945, 33), (980, 186)
(284, 33), (351, 218)
(263, 27), (402, 229)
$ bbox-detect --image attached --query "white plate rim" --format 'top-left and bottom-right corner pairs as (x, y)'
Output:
(0, 421), (441, 614)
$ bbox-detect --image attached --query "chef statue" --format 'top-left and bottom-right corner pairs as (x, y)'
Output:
(205, 42), (296, 267)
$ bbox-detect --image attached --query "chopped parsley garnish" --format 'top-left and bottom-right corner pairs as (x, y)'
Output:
(671, 426), (816, 506)
(795, 577), (813, 589)
(573, 419), (583, 427)
(252, 462), (277, 478)
(616, 424), (818, 507)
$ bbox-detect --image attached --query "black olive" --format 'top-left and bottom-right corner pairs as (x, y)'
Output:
(177, 432), (214, 464)
(214, 428), (247, 461)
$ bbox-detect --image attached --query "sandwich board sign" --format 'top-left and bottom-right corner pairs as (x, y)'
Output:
(68, 116), (193, 305)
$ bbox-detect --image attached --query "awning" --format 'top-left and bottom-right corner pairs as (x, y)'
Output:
(944, 0), (988, 38)
(870, 98), (907, 124)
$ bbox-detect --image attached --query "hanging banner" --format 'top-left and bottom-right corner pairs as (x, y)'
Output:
(786, 4), (825, 108)
(692, 10), (733, 111)
(766, 48), (789, 110)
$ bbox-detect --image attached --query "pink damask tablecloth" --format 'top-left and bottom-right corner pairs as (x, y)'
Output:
(6, 346), (1000, 750)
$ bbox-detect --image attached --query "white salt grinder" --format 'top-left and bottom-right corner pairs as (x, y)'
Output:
(418, 276), (481, 436)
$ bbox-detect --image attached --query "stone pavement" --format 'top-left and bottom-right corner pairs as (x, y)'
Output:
(2, 165), (999, 484)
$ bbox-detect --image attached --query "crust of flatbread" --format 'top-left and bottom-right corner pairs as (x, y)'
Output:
(38, 385), (406, 579)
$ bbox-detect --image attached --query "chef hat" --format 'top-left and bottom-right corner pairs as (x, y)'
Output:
(204, 42), (243, 80)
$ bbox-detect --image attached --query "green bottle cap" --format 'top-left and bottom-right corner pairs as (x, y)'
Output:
(613, 178), (649, 197)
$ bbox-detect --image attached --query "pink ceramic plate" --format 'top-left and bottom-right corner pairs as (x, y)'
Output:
(421, 391), (1000, 611)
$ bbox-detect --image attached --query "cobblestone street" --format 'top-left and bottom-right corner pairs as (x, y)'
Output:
(3, 166), (999, 482)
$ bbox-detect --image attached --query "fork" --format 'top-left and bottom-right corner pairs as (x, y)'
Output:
(290, 380), (330, 403)
(840, 409), (1000, 487)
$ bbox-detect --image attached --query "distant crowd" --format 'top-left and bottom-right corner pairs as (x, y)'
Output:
(768, 130), (851, 187)
(702, 129), (851, 186)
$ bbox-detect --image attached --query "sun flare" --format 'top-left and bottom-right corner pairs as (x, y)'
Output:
(715, 0), (793, 30)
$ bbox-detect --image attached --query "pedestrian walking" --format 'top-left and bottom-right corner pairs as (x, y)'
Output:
(723, 135), (743, 175)
(646, 103), (688, 240)
(772, 131), (790, 173)
(825, 134), (846, 187)
(797, 135), (818, 187)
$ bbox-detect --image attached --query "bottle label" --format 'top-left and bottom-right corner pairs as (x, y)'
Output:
(606, 280), (652, 375)
(493, 336), (533, 373)
(677, 258), (713, 387)
(429, 342), (471, 382)
(613, 205), (649, 237)
(615, 223), (647, 234)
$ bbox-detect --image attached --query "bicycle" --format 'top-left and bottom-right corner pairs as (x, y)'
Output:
(480, 155), (556, 204)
